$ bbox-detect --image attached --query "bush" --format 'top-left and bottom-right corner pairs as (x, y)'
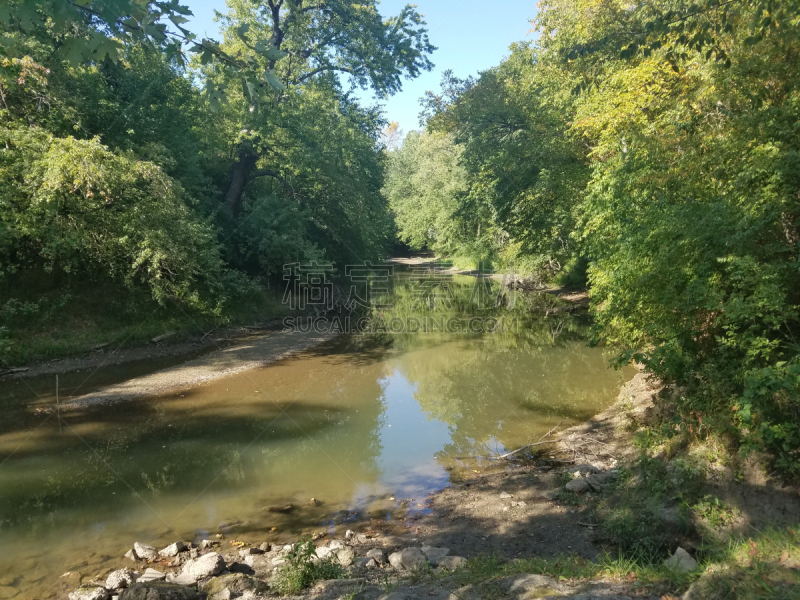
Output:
(271, 537), (345, 595)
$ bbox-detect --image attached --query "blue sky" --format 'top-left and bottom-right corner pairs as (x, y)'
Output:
(186, 1), (539, 132)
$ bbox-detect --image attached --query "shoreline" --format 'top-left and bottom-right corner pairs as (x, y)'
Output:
(56, 329), (337, 410)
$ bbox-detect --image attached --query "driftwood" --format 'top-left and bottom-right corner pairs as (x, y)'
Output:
(492, 419), (567, 460)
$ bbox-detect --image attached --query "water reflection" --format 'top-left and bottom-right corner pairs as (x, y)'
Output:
(0, 271), (632, 599)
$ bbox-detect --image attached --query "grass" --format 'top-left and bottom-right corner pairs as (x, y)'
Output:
(423, 528), (798, 599)
(271, 538), (347, 596)
(0, 280), (289, 367)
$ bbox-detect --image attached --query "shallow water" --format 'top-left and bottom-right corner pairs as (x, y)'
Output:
(0, 270), (633, 598)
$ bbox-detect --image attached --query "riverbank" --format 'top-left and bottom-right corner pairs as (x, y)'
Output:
(55, 372), (800, 600)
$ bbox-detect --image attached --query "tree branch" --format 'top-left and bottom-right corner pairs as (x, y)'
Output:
(253, 169), (295, 196)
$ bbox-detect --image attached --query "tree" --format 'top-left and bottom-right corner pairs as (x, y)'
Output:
(212, 0), (435, 217)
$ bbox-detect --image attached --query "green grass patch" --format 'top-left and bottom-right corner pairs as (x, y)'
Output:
(271, 538), (347, 595)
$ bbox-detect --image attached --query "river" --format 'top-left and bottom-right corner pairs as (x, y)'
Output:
(0, 265), (633, 598)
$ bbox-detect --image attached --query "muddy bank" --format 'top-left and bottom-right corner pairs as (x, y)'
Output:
(56, 329), (335, 410)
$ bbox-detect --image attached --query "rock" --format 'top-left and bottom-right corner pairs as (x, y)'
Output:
(586, 471), (619, 492)
(198, 540), (217, 551)
(365, 558), (379, 570)
(118, 582), (200, 600)
(664, 547), (698, 573)
(258, 542), (270, 552)
(565, 478), (590, 493)
(399, 547), (428, 570)
(106, 569), (139, 590)
(237, 547), (263, 557)
(124, 549), (137, 562)
(208, 591), (230, 600)
(366, 548), (385, 564)
(69, 586), (110, 600)
(345, 530), (355, 540)
(181, 552), (225, 582)
(266, 503), (294, 514)
(243, 555), (275, 577)
(355, 533), (369, 544)
(336, 546), (355, 567)
(511, 501), (527, 508)
(151, 332), (176, 344)
(328, 540), (346, 551)
(133, 543), (159, 562)
(137, 569), (166, 584)
(199, 573), (267, 596)
(568, 464), (601, 475)
(499, 492), (512, 499)
(421, 546), (450, 565)
(501, 574), (562, 596)
(388, 551), (403, 570)
(158, 542), (186, 558)
(438, 556), (467, 570)
(315, 546), (334, 560)
(378, 593), (409, 600)
(309, 497), (320, 506)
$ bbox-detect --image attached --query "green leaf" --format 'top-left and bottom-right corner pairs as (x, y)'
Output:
(256, 44), (288, 62)
(265, 70), (285, 91)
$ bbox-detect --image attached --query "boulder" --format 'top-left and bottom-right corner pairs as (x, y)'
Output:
(399, 547), (428, 570)
(366, 548), (385, 564)
(181, 552), (225, 582)
(133, 543), (159, 562)
(158, 542), (186, 558)
(106, 569), (139, 590)
(420, 546), (450, 566)
(664, 547), (698, 573)
(68, 586), (110, 600)
(438, 556), (467, 570)
(315, 546), (334, 560)
(118, 582), (200, 600)
(565, 478), (590, 493)
(388, 552), (403, 570)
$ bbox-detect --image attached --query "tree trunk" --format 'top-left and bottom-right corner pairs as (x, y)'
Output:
(224, 151), (259, 217)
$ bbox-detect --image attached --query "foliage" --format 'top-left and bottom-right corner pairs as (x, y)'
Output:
(0, 0), (434, 364)
(272, 537), (345, 595)
(394, 0), (800, 476)
(0, 126), (229, 310)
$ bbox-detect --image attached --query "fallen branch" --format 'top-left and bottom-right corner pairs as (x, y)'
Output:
(493, 419), (567, 460)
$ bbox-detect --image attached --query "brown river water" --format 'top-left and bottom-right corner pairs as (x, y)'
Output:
(0, 271), (634, 598)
